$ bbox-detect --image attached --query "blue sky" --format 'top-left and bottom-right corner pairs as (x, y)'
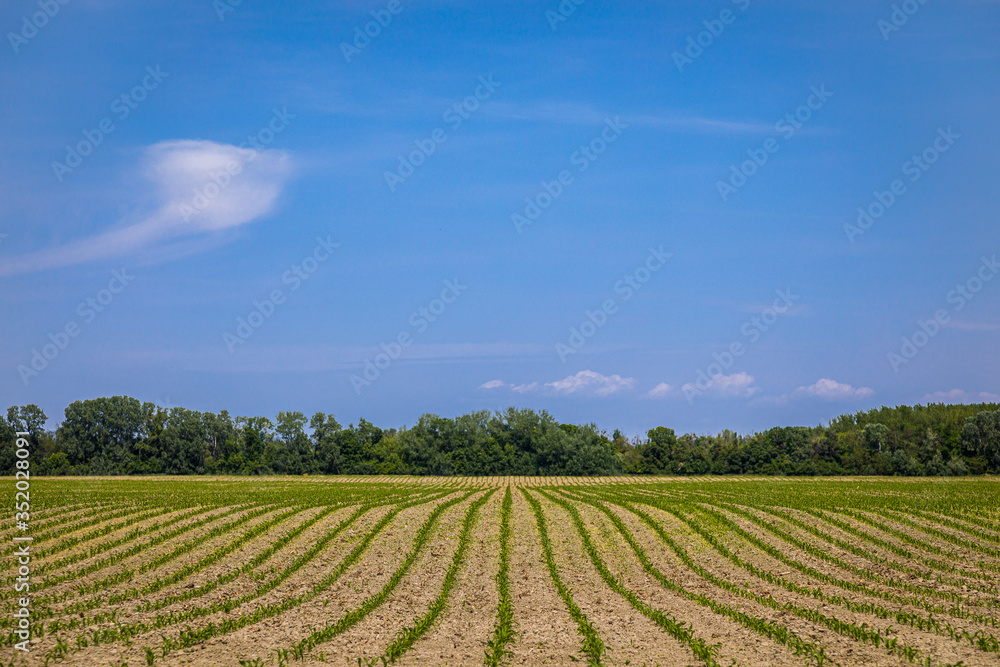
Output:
(1, 0), (998, 437)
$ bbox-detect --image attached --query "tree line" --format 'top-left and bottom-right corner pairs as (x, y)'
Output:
(2, 396), (998, 477)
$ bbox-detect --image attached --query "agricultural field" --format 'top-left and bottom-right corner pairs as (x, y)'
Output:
(3, 477), (1000, 667)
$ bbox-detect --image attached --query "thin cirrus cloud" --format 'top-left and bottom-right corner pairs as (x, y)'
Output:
(679, 372), (760, 399)
(643, 382), (674, 399)
(922, 389), (1000, 404)
(651, 375), (872, 403)
(478, 379), (506, 390)
(0, 140), (292, 277)
(480, 370), (635, 397)
(757, 378), (875, 406)
(482, 100), (776, 135)
(795, 378), (874, 401)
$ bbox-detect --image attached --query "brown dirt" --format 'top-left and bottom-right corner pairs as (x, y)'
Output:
(299, 492), (479, 665)
(14, 480), (1000, 667)
(569, 493), (805, 667)
(163, 491), (472, 666)
(878, 508), (1000, 563)
(608, 501), (913, 667)
(393, 488), (502, 666)
(100, 504), (343, 623)
(34, 506), (223, 578)
(39, 504), (285, 608)
(663, 504), (1000, 666)
(816, 509), (1000, 613)
(533, 491), (707, 667)
(506, 487), (586, 665)
(772, 505), (1000, 590)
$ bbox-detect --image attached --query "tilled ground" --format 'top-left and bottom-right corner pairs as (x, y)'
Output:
(8, 477), (1000, 667)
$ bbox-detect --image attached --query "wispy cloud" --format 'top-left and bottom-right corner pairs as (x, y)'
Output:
(631, 114), (775, 134)
(795, 378), (874, 401)
(103, 341), (539, 374)
(484, 100), (608, 125)
(481, 370), (634, 397)
(681, 372), (760, 399)
(643, 382), (674, 399)
(0, 140), (292, 276)
(482, 100), (777, 134)
(546, 370), (634, 396)
(759, 378), (874, 406)
(922, 389), (1000, 404)
(479, 379), (540, 394)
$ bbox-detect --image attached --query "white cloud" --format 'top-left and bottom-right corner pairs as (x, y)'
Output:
(481, 370), (634, 398)
(145, 140), (292, 232)
(545, 370), (634, 397)
(795, 378), (874, 401)
(681, 372), (759, 399)
(643, 382), (674, 399)
(0, 140), (292, 276)
(922, 389), (1000, 404)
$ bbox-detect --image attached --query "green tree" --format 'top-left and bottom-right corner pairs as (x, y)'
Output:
(310, 412), (343, 473)
(925, 452), (947, 476)
(916, 428), (941, 465)
(562, 424), (622, 475)
(0, 413), (18, 474)
(57, 396), (147, 473)
(3, 406), (49, 471)
(275, 411), (312, 474)
(962, 410), (1000, 471)
(888, 448), (923, 476)
(337, 418), (385, 474)
(235, 416), (274, 474)
(398, 414), (456, 475)
(159, 408), (209, 474)
(201, 410), (236, 467)
(640, 427), (678, 474)
(6, 405), (47, 439)
(862, 423), (890, 454)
